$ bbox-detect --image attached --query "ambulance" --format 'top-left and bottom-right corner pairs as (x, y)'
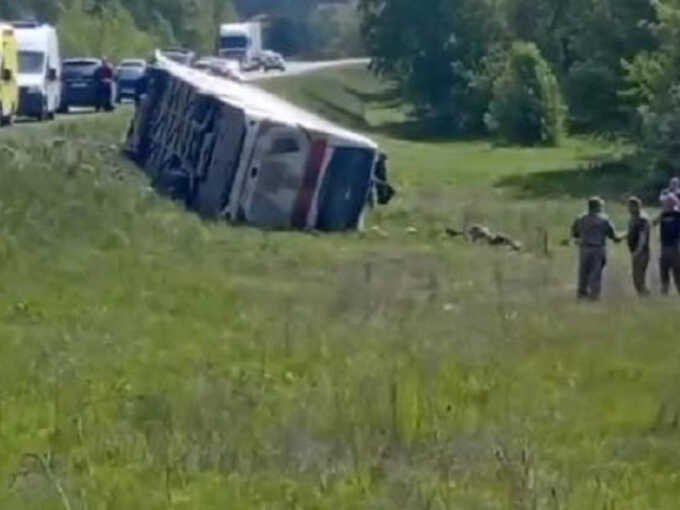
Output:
(0, 23), (19, 126)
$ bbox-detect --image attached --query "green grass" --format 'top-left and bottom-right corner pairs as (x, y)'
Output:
(0, 69), (679, 509)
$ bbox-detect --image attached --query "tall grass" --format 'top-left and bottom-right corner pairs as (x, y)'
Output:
(0, 72), (678, 509)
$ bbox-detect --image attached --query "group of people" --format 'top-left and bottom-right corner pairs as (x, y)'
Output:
(572, 177), (680, 300)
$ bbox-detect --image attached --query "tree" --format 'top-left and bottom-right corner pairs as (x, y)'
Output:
(486, 42), (566, 146)
(358, 0), (505, 133)
(504, 0), (657, 130)
(58, 0), (158, 59)
(625, 0), (680, 177)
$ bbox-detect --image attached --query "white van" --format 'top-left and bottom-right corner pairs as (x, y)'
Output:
(14, 22), (61, 120)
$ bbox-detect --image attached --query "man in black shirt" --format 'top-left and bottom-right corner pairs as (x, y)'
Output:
(627, 197), (651, 296)
(658, 194), (680, 295)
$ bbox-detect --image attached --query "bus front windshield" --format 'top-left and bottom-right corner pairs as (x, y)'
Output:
(19, 51), (45, 74)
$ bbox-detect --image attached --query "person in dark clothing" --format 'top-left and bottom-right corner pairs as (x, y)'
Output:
(94, 57), (114, 111)
(571, 196), (623, 300)
(658, 194), (680, 295)
(370, 152), (396, 206)
(626, 197), (651, 296)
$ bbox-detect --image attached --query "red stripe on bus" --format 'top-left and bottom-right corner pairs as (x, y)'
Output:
(292, 138), (327, 229)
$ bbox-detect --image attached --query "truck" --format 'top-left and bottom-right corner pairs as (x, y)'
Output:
(13, 21), (61, 120)
(217, 22), (263, 71)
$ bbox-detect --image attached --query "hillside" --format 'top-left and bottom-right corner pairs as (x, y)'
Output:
(0, 69), (679, 508)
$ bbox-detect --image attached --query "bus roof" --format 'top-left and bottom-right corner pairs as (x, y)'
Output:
(155, 51), (377, 150)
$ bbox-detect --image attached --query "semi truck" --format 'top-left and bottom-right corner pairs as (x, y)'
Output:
(217, 22), (262, 71)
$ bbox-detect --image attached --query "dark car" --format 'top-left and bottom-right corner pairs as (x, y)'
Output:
(116, 59), (146, 102)
(59, 58), (115, 113)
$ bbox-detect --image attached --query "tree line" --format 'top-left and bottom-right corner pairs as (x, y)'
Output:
(359, 0), (680, 165)
(0, 0), (362, 60)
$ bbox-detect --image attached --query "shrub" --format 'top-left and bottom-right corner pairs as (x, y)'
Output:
(486, 41), (567, 146)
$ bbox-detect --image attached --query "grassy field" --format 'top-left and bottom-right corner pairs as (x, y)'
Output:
(0, 69), (679, 509)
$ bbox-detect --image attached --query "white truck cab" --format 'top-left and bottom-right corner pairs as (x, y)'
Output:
(14, 22), (61, 120)
(218, 22), (263, 71)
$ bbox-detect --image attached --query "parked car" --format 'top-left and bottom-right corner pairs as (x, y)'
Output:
(59, 58), (115, 113)
(193, 57), (217, 71)
(262, 50), (285, 72)
(116, 59), (146, 102)
(160, 48), (195, 66)
(193, 57), (243, 82)
(210, 58), (243, 82)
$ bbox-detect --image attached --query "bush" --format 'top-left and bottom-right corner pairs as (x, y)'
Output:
(636, 85), (680, 184)
(486, 42), (566, 146)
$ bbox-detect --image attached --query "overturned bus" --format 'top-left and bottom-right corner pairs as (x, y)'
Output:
(125, 52), (379, 231)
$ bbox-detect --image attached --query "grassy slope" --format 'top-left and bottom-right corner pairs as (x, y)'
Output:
(0, 72), (677, 509)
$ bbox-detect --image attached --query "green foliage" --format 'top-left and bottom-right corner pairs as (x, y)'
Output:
(307, 2), (365, 59)
(622, 1), (680, 180)
(0, 0), (361, 58)
(486, 42), (566, 146)
(358, 0), (504, 133)
(359, 0), (658, 135)
(58, 0), (159, 60)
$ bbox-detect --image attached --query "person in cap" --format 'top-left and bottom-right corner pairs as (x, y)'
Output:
(626, 197), (651, 296)
(657, 193), (680, 295)
(571, 196), (623, 300)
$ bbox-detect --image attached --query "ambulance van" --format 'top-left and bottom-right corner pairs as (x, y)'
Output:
(0, 23), (19, 126)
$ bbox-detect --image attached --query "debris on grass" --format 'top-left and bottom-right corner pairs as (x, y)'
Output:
(446, 224), (522, 251)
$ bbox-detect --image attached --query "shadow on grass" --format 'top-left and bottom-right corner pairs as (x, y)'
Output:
(495, 158), (646, 201)
(343, 84), (403, 108)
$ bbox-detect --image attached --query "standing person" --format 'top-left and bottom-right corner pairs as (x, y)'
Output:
(626, 197), (651, 296)
(571, 196), (623, 300)
(370, 152), (396, 207)
(658, 194), (680, 295)
(95, 57), (114, 111)
(660, 177), (680, 203)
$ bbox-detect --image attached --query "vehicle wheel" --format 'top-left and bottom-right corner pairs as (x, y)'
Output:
(47, 110), (55, 121)
(37, 98), (48, 121)
(1, 110), (13, 127)
(57, 104), (68, 114)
